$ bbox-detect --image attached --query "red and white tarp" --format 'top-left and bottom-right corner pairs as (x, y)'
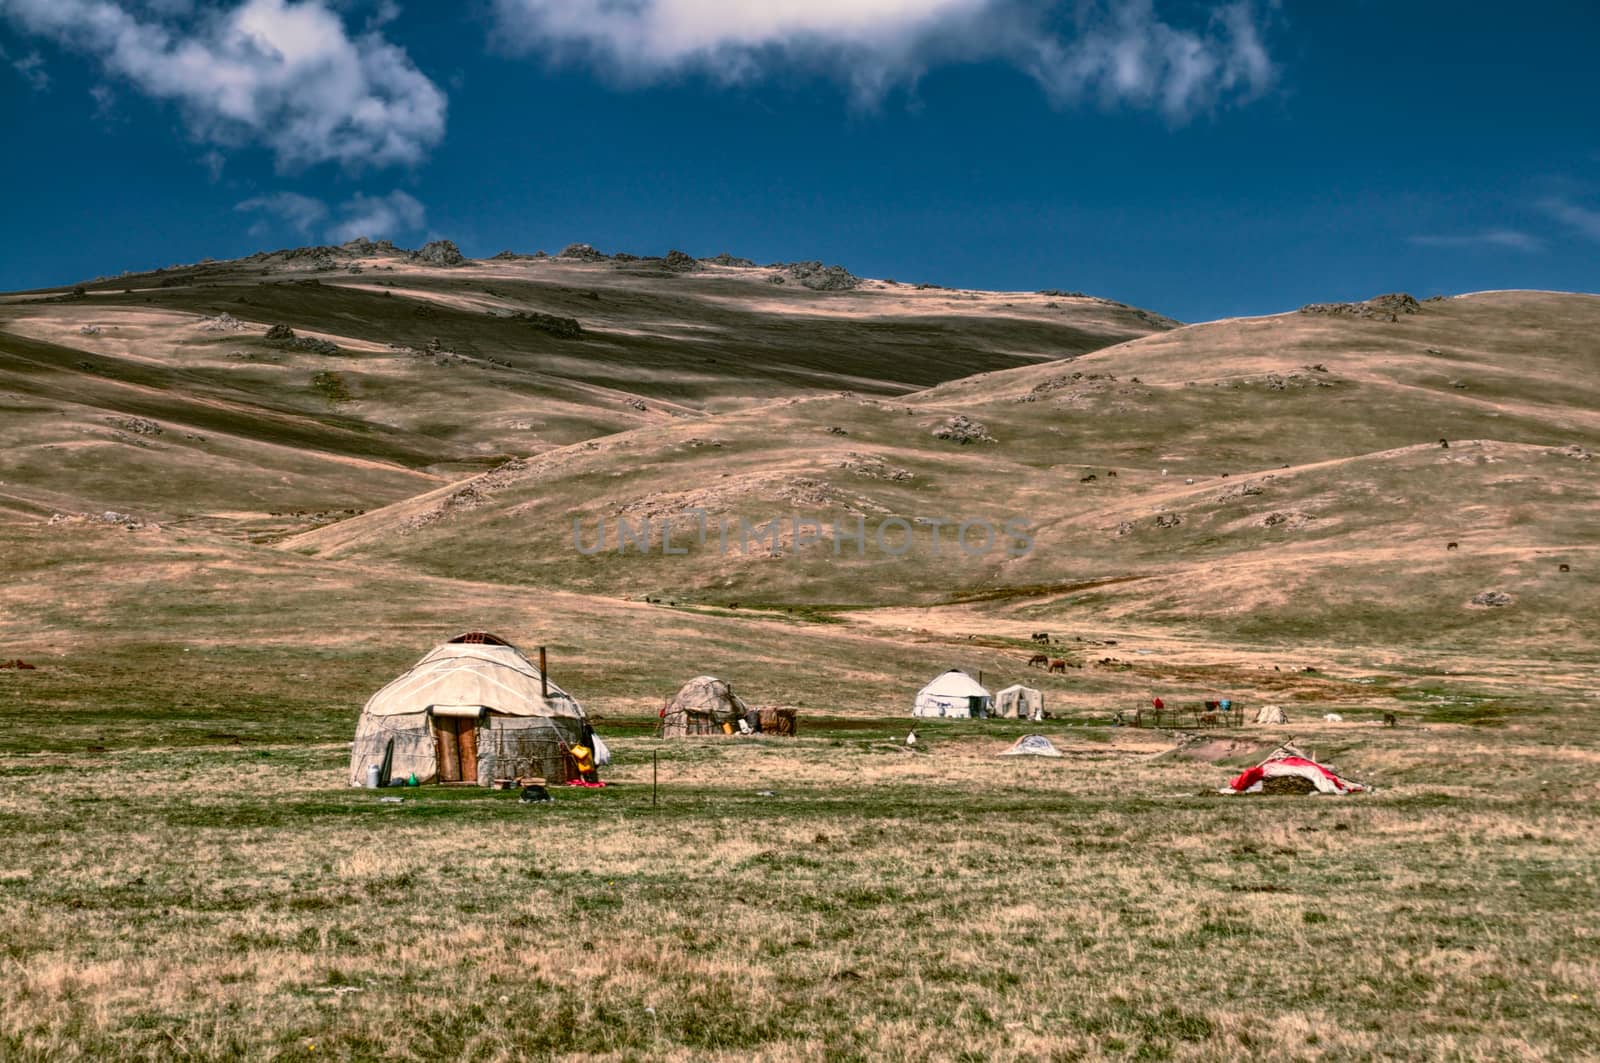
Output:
(1225, 756), (1366, 795)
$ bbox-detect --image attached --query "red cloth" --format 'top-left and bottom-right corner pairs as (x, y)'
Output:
(1152, 697), (1164, 710)
(1229, 756), (1358, 793)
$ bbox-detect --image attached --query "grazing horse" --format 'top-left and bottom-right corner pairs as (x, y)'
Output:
(1048, 659), (1068, 673)
(1106, 470), (1118, 478)
(1031, 632), (1051, 644)
(1028, 653), (1049, 668)
(1080, 473), (1098, 483)
(1446, 542), (1459, 551)
(1383, 712), (1397, 727)
(1559, 563), (1571, 573)
(1440, 438), (1449, 448)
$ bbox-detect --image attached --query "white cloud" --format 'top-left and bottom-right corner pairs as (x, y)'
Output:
(1410, 230), (1543, 253)
(235, 188), (426, 243)
(1539, 197), (1600, 243)
(10, 47), (48, 89)
(490, 0), (1277, 119)
(236, 190), (329, 236)
(326, 189), (426, 242)
(0, 0), (447, 170)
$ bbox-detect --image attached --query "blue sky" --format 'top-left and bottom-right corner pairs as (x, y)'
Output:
(1, 0), (1596, 322)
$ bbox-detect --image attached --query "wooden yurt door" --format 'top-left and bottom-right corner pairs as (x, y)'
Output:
(433, 717), (479, 783)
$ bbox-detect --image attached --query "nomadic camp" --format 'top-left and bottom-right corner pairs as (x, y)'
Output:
(662, 675), (750, 737)
(348, 632), (589, 787)
(913, 669), (992, 718)
(995, 683), (1044, 720)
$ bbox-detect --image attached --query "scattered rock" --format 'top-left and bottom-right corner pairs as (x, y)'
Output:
(263, 324), (339, 354)
(198, 312), (247, 332)
(932, 415), (995, 444)
(78, 324), (102, 336)
(1020, 370), (1120, 402)
(1552, 444), (1592, 461)
(1264, 371), (1335, 391)
(625, 398), (648, 411)
(107, 416), (163, 436)
(49, 510), (157, 530)
(410, 239), (465, 267)
(1216, 476), (1273, 501)
(837, 452), (913, 481)
(823, 426), (848, 435)
(1153, 513), (1183, 529)
(787, 261), (861, 291)
(511, 311), (583, 338)
(559, 243), (608, 262)
(662, 249), (697, 272)
(1114, 520), (1135, 538)
(705, 253), (755, 267)
(766, 275), (786, 285)
(1471, 590), (1513, 607)
(1260, 511), (1313, 529)
(1299, 292), (1421, 321)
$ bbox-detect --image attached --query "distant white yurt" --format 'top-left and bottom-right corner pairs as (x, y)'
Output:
(913, 670), (992, 718)
(349, 632), (588, 787)
(995, 683), (1044, 721)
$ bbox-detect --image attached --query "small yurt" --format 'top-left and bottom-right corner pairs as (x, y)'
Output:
(661, 676), (749, 737)
(913, 669), (992, 718)
(349, 632), (587, 786)
(995, 683), (1044, 721)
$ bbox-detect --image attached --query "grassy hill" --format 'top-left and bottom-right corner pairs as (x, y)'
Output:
(284, 290), (1600, 655)
(0, 246), (1168, 539)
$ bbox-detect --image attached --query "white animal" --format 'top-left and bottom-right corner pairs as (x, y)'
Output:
(1323, 713), (1344, 722)
(906, 730), (918, 746)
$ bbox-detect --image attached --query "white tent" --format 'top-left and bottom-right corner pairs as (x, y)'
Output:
(995, 683), (1044, 721)
(349, 632), (588, 786)
(913, 670), (992, 718)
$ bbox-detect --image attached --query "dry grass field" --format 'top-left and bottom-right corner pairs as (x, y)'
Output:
(2, 250), (1598, 1059)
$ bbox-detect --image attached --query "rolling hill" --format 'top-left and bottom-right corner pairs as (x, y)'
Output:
(282, 289), (1600, 655)
(0, 241), (1170, 539)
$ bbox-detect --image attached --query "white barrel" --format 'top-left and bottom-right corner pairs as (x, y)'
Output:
(366, 764), (382, 789)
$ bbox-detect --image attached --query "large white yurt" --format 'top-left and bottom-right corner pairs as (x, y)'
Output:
(913, 669), (993, 718)
(348, 632), (587, 786)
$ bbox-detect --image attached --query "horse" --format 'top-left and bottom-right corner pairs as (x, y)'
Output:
(1446, 542), (1459, 551)
(1027, 653), (1049, 668)
(1048, 659), (1067, 673)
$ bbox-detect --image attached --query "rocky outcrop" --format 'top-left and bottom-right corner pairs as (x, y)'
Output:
(264, 324), (339, 354)
(787, 261), (861, 291)
(197, 312), (247, 332)
(512, 311), (583, 338)
(1299, 292), (1422, 322)
(410, 240), (465, 267)
(932, 415), (994, 444)
(559, 243), (608, 262)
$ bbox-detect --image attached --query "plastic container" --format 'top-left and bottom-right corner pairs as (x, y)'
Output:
(365, 764), (381, 789)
